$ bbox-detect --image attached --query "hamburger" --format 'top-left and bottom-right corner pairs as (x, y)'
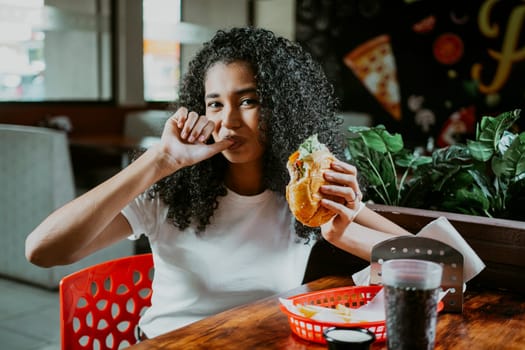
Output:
(286, 134), (343, 227)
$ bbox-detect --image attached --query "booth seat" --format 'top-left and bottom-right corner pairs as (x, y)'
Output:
(0, 124), (133, 289)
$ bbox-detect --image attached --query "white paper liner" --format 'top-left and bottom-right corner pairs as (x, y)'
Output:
(280, 288), (448, 324)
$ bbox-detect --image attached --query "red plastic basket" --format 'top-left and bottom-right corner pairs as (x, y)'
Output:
(279, 285), (386, 344)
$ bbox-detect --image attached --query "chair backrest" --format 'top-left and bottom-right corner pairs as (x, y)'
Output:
(121, 110), (169, 167)
(123, 110), (170, 139)
(60, 253), (154, 350)
(0, 123), (135, 288)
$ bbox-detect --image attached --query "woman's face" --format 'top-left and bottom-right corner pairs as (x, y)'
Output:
(204, 61), (265, 165)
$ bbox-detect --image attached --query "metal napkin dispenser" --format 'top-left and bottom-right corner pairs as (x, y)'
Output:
(371, 236), (464, 313)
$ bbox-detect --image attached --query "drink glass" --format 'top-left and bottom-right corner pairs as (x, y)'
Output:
(382, 259), (443, 350)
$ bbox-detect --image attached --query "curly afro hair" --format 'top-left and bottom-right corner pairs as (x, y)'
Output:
(150, 26), (345, 241)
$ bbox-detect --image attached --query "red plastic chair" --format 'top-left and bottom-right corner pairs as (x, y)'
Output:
(59, 253), (154, 350)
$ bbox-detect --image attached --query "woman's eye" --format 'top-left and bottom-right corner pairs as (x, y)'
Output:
(241, 98), (259, 106)
(207, 101), (222, 109)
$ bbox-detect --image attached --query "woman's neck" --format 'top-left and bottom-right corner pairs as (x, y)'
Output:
(225, 162), (265, 195)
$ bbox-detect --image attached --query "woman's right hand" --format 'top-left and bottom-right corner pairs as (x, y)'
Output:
(153, 107), (233, 178)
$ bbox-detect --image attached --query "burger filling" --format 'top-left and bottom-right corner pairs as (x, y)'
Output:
(294, 134), (327, 180)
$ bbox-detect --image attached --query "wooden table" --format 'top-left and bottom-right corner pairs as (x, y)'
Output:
(127, 276), (525, 350)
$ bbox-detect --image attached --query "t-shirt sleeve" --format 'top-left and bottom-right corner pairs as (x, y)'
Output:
(121, 192), (166, 241)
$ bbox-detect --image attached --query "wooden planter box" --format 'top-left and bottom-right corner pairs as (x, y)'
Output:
(369, 204), (525, 293)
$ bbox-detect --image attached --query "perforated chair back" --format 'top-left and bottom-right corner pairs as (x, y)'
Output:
(60, 253), (154, 350)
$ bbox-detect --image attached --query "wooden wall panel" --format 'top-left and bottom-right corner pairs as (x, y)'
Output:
(0, 104), (153, 136)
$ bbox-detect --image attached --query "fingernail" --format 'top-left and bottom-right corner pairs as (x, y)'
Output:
(199, 135), (206, 142)
(188, 135), (195, 142)
(181, 131), (187, 138)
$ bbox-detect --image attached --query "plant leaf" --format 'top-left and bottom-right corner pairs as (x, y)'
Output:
(432, 144), (472, 165)
(497, 131), (516, 154)
(459, 187), (490, 211)
(348, 125), (404, 154)
(467, 139), (493, 162)
(395, 150), (432, 168)
(469, 109), (521, 161)
(492, 132), (525, 179)
(467, 168), (494, 200)
(346, 125), (404, 205)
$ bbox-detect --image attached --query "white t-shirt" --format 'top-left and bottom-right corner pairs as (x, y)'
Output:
(122, 188), (315, 338)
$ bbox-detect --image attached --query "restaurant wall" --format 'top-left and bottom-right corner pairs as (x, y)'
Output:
(296, 0), (525, 148)
(253, 0), (295, 40)
(180, 0), (250, 78)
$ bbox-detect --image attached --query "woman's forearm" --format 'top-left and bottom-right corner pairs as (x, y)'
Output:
(324, 206), (412, 261)
(354, 206), (411, 236)
(25, 146), (172, 267)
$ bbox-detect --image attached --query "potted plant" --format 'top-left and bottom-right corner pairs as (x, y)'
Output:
(345, 109), (525, 292)
(346, 109), (525, 221)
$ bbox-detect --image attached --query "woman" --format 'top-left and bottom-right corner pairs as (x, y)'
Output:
(25, 27), (409, 339)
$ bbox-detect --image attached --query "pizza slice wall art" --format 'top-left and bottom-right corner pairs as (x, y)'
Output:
(343, 35), (402, 121)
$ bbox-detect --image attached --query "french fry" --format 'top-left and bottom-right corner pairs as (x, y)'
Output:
(296, 305), (320, 318)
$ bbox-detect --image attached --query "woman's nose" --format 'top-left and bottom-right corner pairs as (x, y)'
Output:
(221, 105), (241, 129)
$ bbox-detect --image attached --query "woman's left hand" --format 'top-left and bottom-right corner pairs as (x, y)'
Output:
(319, 159), (363, 238)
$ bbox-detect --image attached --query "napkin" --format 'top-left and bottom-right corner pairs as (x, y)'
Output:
(352, 216), (486, 286)
(417, 216), (486, 282)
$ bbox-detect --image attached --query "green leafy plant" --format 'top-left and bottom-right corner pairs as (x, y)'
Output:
(345, 109), (525, 220)
(345, 125), (432, 206)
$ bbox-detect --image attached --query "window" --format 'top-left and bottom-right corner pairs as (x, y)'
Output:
(143, 0), (181, 102)
(0, 0), (111, 102)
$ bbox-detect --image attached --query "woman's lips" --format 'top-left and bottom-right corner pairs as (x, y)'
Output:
(223, 135), (243, 150)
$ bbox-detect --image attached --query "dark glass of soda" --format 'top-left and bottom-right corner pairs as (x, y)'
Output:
(382, 259), (443, 350)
